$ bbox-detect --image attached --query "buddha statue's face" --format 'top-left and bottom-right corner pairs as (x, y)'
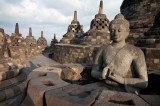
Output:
(110, 23), (129, 43)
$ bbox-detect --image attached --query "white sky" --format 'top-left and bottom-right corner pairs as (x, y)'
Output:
(0, 0), (123, 45)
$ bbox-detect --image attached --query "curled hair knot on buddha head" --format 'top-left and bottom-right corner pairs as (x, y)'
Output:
(109, 13), (130, 31)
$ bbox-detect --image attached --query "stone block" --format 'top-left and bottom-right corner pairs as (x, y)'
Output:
(93, 90), (149, 106)
(154, 59), (160, 64)
(0, 80), (12, 90)
(144, 48), (160, 70)
(0, 68), (20, 81)
(27, 66), (62, 81)
(0, 91), (6, 102)
(0, 82), (25, 102)
(0, 72), (27, 90)
(45, 84), (100, 106)
(140, 95), (160, 106)
(23, 75), (69, 106)
(61, 64), (84, 81)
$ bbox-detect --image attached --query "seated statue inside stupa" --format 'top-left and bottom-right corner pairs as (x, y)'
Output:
(91, 13), (148, 93)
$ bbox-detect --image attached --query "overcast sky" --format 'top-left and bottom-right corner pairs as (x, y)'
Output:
(0, 0), (123, 45)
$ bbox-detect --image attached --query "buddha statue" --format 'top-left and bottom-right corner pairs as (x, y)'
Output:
(91, 13), (148, 93)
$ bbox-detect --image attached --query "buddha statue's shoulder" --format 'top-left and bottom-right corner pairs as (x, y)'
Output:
(99, 44), (111, 50)
(125, 44), (144, 56)
(99, 44), (113, 53)
(101, 44), (110, 47)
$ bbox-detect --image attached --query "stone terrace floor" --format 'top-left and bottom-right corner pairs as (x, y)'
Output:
(24, 53), (60, 75)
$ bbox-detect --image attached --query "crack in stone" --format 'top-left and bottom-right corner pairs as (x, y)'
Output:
(90, 90), (102, 106)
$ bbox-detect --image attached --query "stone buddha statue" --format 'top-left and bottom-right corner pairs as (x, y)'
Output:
(91, 13), (148, 93)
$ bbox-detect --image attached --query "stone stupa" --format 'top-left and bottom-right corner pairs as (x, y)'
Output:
(51, 34), (58, 46)
(37, 31), (48, 49)
(25, 27), (37, 48)
(7, 23), (26, 66)
(25, 27), (37, 57)
(60, 11), (84, 44)
(81, 0), (110, 45)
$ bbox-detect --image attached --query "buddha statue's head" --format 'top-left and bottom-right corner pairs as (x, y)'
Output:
(109, 13), (130, 43)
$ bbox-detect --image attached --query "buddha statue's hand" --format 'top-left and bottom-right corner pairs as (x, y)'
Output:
(102, 66), (111, 79)
(108, 72), (125, 84)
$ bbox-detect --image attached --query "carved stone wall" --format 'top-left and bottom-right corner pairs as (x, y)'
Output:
(52, 44), (100, 64)
(142, 48), (160, 71)
(121, 0), (160, 44)
(136, 11), (160, 48)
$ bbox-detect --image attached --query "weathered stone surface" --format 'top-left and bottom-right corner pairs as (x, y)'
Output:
(0, 28), (15, 72)
(142, 48), (160, 70)
(93, 90), (149, 106)
(0, 68), (20, 81)
(20, 55), (60, 106)
(136, 11), (160, 48)
(50, 34), (58, 45)
(7, 23), (26, 65)
(37, 31), (47, 50)
(0, 25), (28, 105)
(61, 64), (84, 81)
(24, 54), (60, 76)
(0, 71), (27, 90)
(45, 84), (100, 106)
(60, 11), (84, 44)
(81, 0), (110, 45)
(136, 39), (160, 48)
(140, 95), (160, 106)
(51, 43), (159, 72)
(121, 0), (160, 44)
(0, 81), (26, 102)
(20, 54), (160, 106)
(52, 44), (99, 64)
(25, 27), (36, 48)
(0, 93), (23, 106)
(91, 14), (148, 93)
(25, 27), (38, 58)
(27, 66), (62, 81)
(84, 82), (125, 92)
(0, 28), (8, 59)
(22, 76), (69, 106)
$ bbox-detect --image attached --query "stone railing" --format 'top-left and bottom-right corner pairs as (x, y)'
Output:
(52, 44), (100, 64)
(52, 44), (160, 71)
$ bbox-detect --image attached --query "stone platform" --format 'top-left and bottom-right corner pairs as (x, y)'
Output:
(20, 58), (160, 106)
(0, 54), (158, 106)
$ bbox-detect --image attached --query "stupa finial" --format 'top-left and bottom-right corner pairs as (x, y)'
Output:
(98, 0), (103, 14)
